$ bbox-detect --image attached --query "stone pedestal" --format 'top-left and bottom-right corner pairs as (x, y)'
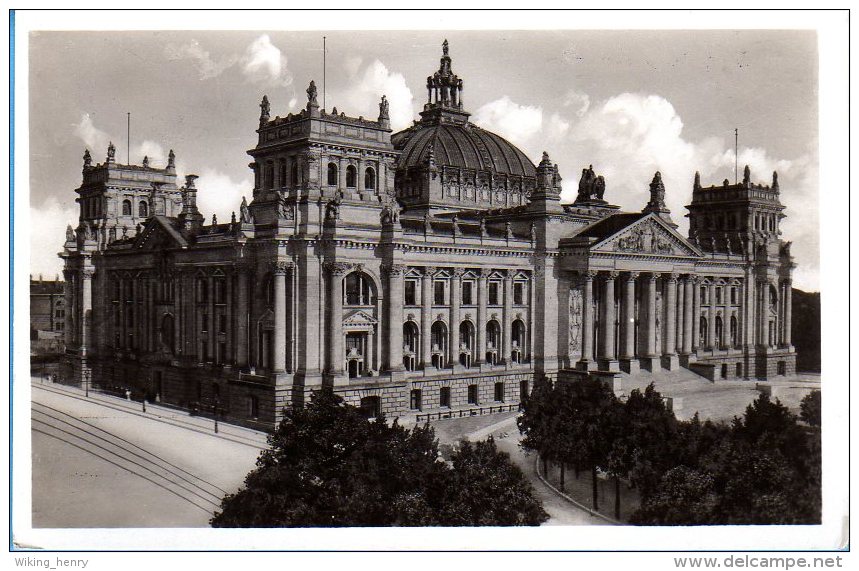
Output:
(661, 354), (680, 370)
(619, 358), (640, 375)
(598, 358), (619, 372)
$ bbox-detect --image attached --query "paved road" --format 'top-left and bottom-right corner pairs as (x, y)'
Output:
(30, 382), (265, 528)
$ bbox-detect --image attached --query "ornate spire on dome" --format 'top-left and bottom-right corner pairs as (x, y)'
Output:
(694, 171), (701, 190)
(83, 149), (92, 169)
(420, 39), (468, 125)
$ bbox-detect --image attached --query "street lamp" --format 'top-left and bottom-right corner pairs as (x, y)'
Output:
(214, 397), (220, 434)
(83, 368), (90, 397)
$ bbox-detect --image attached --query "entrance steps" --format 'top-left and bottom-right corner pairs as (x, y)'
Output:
(615, 365), (762, 422)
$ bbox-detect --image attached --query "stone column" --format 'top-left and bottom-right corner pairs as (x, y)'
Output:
(578, 271), (596, 370)
(503, 271), (514, 365)
(642, 273), (659, 371)
(272, 261), (290, 373)
(225, 272), (233, 364)
(325, 262), (349, 378)
(707, 280), (716, 350)
(476, 270), (487, 365)
(357, 157), (365, 193)
(619, 272), (639, 373)
(207, 274), (215, 360)
(600, 272), (618, 370)
(421, 267), (434, 369)
(338, 156), (347, 190)
(236, 264), (250, 367)
(692, 276), (701, 352)
(147, 276), (155, 352)
(80, 269), (94, 355)
(378, 159), (387, 195)
(450, 268), (463, 368)
(761, 280), (771, 347)
(662, 273), (679, 369)
(682, 276), (695, 359)
(386, 264), (406, 372)
(784, 280), (793, 347)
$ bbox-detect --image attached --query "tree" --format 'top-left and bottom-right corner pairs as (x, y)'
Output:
(518, 376), (559, 478)
(441, 437), (548, 526)
(799, 390), (821, 427)
(623, 384), (680, 499)
(212, 388), (548, 527)
(631, 466), (718, 525)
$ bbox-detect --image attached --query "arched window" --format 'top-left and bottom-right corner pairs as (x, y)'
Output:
(403, 322), (419, 371)
(699, 316), (708, 347)
(715, 315), (724, 349)
(346, 165), (357, 188)
(264, 162), (274, 189)
(291, 161), (299, 187)
(730, 315), (738, 347)
(486, 320), (501, 364)
(344, 272), (374, 306)
(138, 201), (149, 218)
(364, 167), (376, 190)
(511, 319), (527, 363)
(122, 200), (132, 216)
(327, 163), (338, 186)
(278, 159), (286, 188)
(459, 320), (475, 368)
(430, 321), (448, 369)
(161, 314), (175, 353)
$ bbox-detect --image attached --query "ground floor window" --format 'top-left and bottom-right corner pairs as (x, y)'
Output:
(439, 386), (451, 408)
(359, 396), (381, 418)
(410, 389), (422, 411)
(519, 380), (529, 402)
(736, 363), (743, 377)
(721, 363), (728, 379)
(467, 384), (478, 405)
(777, 361), (786, 375)
(494, 382), (504, 402)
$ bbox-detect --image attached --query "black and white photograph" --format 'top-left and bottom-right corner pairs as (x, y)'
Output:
(8, 7), (849, 560)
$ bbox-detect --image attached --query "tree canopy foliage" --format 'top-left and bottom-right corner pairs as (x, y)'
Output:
(211, 389), (547, 527)
(519, 378), (821, 525)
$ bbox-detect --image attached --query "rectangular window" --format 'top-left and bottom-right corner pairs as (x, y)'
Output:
(215, 279), (226, 304)
(201, 343), (209, 363)
(202, 313), (208, 332)
(218, 342), (227, 364)
(494, 382), (504, 402)
(462, 281), (473, 305)
(700, 286), (707, 304)
(716, 287), (722, 304)
(410, 389), (422, 411)
(489, 282), (500, 305)
(219, 314), (227, 333)
(513, 282), (524, 305)
(404, 280), (417, 306)
(439, 386), (451, 408)
(434, 281), (446, 305)
(467, 384), (478, 405)
(731, 287), (737, 305)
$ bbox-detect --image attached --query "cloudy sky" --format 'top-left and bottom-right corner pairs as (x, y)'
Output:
(28, 29), (819, 290)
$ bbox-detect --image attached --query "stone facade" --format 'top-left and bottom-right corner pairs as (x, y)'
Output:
(61, 41), (796, 429)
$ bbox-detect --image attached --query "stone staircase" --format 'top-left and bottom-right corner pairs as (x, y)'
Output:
(617, 366), (765, 422)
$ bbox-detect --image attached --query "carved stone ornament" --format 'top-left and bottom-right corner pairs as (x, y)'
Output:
(614, 221), (674, 255)
(569, 286), (583, 358)
(384, 264), (406, 276)
(270, 260), (294, 275)
(276, 193), (294, 220)
(325, 262), (352, 276)
(81, 269), (96, 280)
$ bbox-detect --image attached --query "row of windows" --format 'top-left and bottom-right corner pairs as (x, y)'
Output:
(120, 199), (150, 217)
(693, 211), (779, 233)
(701, 285), (739, 305)
(259, 159), (377, 191)
(342, 273), (529, 307)
(408, 381), (529, 411)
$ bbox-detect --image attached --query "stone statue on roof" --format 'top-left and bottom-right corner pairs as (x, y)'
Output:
(66, 224), (75, 243)
(240, 196), (253, 224)
(107, 141), (116, 162)
(83, 149), (91, 168)
(307, 80), (318, 106)
(379, 95), (389, 120)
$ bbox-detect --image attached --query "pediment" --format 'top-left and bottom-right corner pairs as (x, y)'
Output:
(343, 309), (378, 326)
(134, 217), (188, 250)
(593, 215), (701, 257)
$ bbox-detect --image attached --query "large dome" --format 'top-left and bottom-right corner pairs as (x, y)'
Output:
(392, 123), (536, 178)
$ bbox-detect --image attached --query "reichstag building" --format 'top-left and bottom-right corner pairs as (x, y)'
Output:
(61, 41), (797, 427)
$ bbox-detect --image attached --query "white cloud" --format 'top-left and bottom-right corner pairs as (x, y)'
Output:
(472, 96), (543, 148)
(242, 34), (293, 87)
(164, 40), (237, 80)
(73, 113), (111, 154)
(29, 198), (77, 280)
(338, 59), (414, 131)
(135, 140), (167, 166)
(194, 168), (252, 223)
(564, 89), (590, 117)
